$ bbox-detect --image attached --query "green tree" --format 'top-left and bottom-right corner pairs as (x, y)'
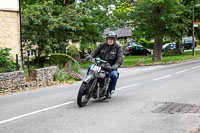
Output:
(21, 0), (75, 7)
(22, 1), (83, 63)
(77, 0), (123, 44)
(130, 0), (189, 61)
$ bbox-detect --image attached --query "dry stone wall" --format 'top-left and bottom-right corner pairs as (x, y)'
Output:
(29, 66), (57, 87)
(0, 71), (26, 93)
(0, 66), (57, 94)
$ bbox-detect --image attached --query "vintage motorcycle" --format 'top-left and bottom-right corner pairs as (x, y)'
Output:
(77, 55), (113, 107)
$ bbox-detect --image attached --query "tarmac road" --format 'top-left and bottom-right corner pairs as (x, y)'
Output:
(0, 60), (200, 133)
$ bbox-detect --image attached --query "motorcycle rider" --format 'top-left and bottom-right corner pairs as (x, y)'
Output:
(86, 31), (123, 98)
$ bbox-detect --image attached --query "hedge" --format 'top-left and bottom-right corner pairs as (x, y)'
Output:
(50, 53), (78, 66)
(138, 39), (172, 49)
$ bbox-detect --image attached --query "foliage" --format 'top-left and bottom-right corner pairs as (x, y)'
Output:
(67, 46), (81, 63)
(80, 60), (93, 69)
(50, 53), (78, 66)
(22, 1), (84, 63)
(137, 39), (175, 49)
(112, 1), (133, 27)
(129, 0), (190, 61)
(67, 46), (79, 57)
(21, 0), (76, 7)
(54, 63), (83, 83)
(0, 48), (16, 72)
(138, 39), (154, 49)
(77, 0), (127, 44)
(118, 39), (127, 49)
(79, 42), (97, 59)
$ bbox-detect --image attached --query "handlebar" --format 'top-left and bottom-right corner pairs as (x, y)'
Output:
(85, 54), (113, 71)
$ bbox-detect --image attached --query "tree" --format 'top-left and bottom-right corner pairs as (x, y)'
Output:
(21, 0), (75, 7)
(77, 0), (123, 44)
(22, 1), (84, 63)
(130, 0), (189, 61)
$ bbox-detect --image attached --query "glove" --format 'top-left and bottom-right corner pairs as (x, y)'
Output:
(85, 55), (92, 61)
(111, 64), (119, 70)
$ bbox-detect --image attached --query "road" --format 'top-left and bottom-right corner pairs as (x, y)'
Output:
(0, 60), (200, 133)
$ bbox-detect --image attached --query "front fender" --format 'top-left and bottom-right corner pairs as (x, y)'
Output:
(83, 74), (95, 84)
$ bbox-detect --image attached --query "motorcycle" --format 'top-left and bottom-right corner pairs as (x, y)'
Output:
(77, 55), (113, 107)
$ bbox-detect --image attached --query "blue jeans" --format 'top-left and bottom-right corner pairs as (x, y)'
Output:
(87, 65), (118, 91)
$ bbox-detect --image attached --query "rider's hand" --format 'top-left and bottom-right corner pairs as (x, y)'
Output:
(85, 55), (92, 61)
(111, 64), (119, 70)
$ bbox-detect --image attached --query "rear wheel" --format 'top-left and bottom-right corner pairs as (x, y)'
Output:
(77, 82), (90, 107)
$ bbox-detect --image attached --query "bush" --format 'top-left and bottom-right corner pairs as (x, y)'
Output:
(0, 48), (16, 72)
(138, 39), (172, 49)
(50, 53), (78, 66)
(30, 55), (48, 68)
(196, 40), (200, 45)
(80, 43), (96, 59)
(67, 45), (81, 63)
(54, 63), (83, 83)
(138, 39), (154, 49)
(163, 40), (172, 45)
(67, 45), (79, 57)
(31, 53), (77, 68)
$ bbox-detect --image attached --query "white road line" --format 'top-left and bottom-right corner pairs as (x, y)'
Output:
(191, 66), (200, 69)
(175, 69), (189, 74)
(117, 84), (140, 91)
(0, 101), (74, 125)
(0, 84), (140, 125)
(153, 75), (171, 81)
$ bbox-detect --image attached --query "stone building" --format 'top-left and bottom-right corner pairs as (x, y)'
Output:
(0, 0), (21, 60)
(103, 26), (133, 41)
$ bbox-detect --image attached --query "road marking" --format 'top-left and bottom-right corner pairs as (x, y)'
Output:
(175, 69), (189, 74)
(191, 66), (200, 69)
(117, 84), (140, 91)
(0, 101), (74, 125)
(153, 75), (171, 81)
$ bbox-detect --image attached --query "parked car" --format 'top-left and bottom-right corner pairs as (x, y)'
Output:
(124, 44), (151, 56)
(182, 37), (196, 49)
(162, 42), (184, 54)
(162, 42), (176, 53)
(127, 40), (137, 47)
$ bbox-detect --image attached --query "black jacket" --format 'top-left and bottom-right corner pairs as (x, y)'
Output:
(91, 42), (123, 67)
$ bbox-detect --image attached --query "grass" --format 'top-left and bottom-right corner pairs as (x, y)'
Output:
(80, 51), (200, 68)
(80, 60), (93, 69)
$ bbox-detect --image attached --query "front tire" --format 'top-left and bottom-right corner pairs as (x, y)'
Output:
(77, 82), (90, 107)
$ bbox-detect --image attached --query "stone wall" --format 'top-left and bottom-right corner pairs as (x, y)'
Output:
(0, 10), (20, 59)
(0, 71), (26, 93)
(0, 66), (57, 94)
(29, 66), (57, 88)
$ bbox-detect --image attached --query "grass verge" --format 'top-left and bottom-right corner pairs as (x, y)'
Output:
(80, 51), (200, 68)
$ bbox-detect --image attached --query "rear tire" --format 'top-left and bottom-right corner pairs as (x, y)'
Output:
(77, 82), (90, 107)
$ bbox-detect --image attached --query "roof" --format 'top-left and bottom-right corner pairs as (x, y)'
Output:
(103, 26), (132, 38)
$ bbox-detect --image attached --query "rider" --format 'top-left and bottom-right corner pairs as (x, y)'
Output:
(86, 31), (123, 98)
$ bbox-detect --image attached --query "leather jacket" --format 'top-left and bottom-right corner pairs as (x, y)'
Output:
(91, 42), (123, 68)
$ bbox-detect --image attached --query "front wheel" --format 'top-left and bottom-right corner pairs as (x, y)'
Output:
(77, 82), (90, 107)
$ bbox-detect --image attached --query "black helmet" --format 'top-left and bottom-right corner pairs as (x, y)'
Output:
(106, 31), (117, 41)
